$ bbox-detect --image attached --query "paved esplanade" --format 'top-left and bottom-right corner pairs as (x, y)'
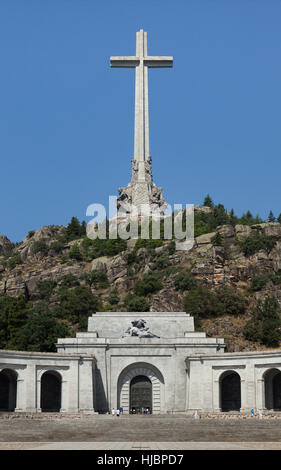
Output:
(110, 29), (173, 213)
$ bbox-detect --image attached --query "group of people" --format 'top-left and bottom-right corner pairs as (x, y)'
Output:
(111, 407), (123, 417)
(111, 406), (152, 415)
(130, 407), (151, 414)
(251, 408), (263, 418)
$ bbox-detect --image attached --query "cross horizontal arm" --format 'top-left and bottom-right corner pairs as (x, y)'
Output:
(110, 56), (140, 68)
(144, 56), (173, 68)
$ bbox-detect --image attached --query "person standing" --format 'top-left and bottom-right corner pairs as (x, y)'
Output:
(112, 408), (115, 417)
(116, 409), (120, 417)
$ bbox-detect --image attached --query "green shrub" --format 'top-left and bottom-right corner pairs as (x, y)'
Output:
(211, 232), (223, 246)
(68, 243), (83, 261)
(14, 312), (69, 352)
(174, 271), (197, 291)
(243, 297), (281, 347)
(83, 271), (109, 289)
(49, 239), (65, 254)
(35, 279), (57, 300)
(167, 240), (176, 255)
(58, 273), (80, 287)
(193, 201), (264, 236)
(5, 296), (29, 350)
(250, 272), (281, 292)
(104, 238), (127, 256)
(124, 294), (150, 312)
(237, 231), (276, 257)
(7, 253), (22, 269)
(57, 285), (100, 329)
(134, 273), (162, 297)
(127, 251), (139, 265)
(183, 285), (247, 318)
(107, 292), (120, 305)
(33, 239), (49, 256)
(184, 285), (220, 318)
(151, 253), (170, 271)
(237, 211), (263, 226)
(64, 217), (86, 242)
(0, 294), (18, 348)
(80, 236), (127, 260)
(215, 286), (247, 316)
(194, 220), (213, 238)
(269, 273), (281, 286)
(134, 238), (163, 251)
(203, 194), (214, 208)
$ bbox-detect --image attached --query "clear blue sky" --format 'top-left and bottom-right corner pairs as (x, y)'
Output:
(1, 0), (281, 242)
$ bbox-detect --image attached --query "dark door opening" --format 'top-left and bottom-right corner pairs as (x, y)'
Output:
(0, 369), (17, 411)
(130, 375), (152, 414)
(220, 371), (241, 412)
(40, 371), (61, 412)
(273, 372), (281, 410)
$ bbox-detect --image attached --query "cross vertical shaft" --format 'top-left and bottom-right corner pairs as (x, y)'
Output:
(134, 30), (149, 178)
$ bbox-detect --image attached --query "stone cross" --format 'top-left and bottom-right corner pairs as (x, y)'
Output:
(110, 30), (173, 212)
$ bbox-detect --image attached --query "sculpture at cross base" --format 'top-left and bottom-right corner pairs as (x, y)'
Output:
(110, 29), (173, 218)
(123, 319), (160, 338)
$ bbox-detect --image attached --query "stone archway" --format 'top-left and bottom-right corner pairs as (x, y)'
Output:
(220, 370), (241, 412)
(264, 368), (281, 410)
(0, 369), (17, 411)
(117, 363), (164, 414)
(40, 371), (62, 412)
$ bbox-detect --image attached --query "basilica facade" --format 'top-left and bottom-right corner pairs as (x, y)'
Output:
(1, 310), (281, 414)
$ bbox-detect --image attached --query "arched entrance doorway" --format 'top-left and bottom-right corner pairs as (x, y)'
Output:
(264, 368), (281, 410)
(117, 363), (164, 414)
(40, 371), (62, 412)
(220, 371), (241, 412)
(130, 375), (152, 413)
(0, 369), (17, 411)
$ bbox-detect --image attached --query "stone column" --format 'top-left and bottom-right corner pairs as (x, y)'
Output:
(14, 370), (25, 412)
(212, 379), (221, 412)
(93, 347), (109, 413)
(36, 372), (42, 412)
(201, 365), (213, 412)
(240, 379), (247, 412)
(66, 360), (79, 413)
(244, 363), (256, 410)
(60, 378), (68, 413)
(256, 378), (265, 410)
(171, 351), (187, 413)
(78, 359), (96, 413)
(187, 360), (203, 411)
(24, 361), (37, 412)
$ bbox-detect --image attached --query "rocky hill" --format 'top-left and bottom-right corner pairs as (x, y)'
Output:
(1, 209), (281, 353)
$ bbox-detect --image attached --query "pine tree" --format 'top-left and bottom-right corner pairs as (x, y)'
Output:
(246, 210), (253, 221)
(229, 208), (237, 227)
(7, 296), (29, 349)
(243, 297), (281, 347)
(65, 217), (86, 241)
(203, 194), (214, 208)
(268, 210), (276, 222)
(68, 242), (83, 261)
